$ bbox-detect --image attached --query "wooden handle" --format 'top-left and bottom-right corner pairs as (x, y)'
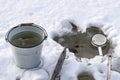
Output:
(107, 55), (112, 80)
(20, 23), (33, 26)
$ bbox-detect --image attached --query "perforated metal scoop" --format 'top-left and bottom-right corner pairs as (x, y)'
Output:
(91, 34), (107, 56)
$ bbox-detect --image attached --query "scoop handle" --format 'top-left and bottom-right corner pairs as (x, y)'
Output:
(98, 47), (103, 56)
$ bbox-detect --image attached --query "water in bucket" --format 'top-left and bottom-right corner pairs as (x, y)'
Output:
(11, 31), (42, 48)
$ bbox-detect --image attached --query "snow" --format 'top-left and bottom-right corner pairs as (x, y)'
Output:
(1, 0), (120, 80)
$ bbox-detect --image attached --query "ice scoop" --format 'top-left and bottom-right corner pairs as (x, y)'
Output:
(91, 34), (107, 56)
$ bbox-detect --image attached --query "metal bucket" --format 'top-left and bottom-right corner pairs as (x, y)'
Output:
(6, 23), (47, 69)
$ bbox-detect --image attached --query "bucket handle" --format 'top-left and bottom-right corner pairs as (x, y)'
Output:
(19, 23), (34, 26)
(19, 23), (48, 40)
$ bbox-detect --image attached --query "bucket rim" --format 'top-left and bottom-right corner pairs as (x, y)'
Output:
(5, 23), (48, 48)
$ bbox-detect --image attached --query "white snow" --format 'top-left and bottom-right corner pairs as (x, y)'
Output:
(1, 0), (120, 80)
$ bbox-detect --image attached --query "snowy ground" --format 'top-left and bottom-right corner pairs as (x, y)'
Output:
(1, 0), (120, 80)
